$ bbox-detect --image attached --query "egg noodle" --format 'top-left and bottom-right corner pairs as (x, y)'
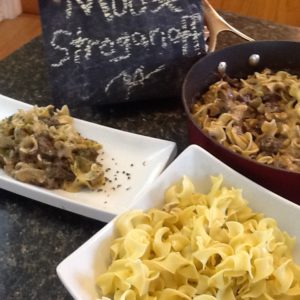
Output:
(192, 69), (300, 172)
(0, 105), (104, 191)
(97, 175), (300, 300)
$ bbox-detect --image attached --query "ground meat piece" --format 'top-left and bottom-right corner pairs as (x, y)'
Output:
(263, 101), (282, 114)
(45, 159), (75, 188)
(258, 136), (283, 154)
(38, 116), (60, 126)
(36, 132), (56, 158)
(19, 152), (38, 164)
(262, 93), (281, 103)
(224, 75), (242, 89)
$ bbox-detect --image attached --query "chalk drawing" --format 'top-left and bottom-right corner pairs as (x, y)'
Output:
(105, 65), (165, 99)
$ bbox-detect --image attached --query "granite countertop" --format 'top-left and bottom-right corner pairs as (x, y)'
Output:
(0, 12), (299, 300)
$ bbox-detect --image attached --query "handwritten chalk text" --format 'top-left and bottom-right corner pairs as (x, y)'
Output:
(65, 0), (183, 21)
(51, 13), (203, 67)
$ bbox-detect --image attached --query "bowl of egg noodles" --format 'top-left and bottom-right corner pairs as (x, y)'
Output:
(182, 40), (300, 204)
(57, 145), (300, 300)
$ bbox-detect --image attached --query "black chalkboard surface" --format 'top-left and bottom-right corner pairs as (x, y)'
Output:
(39, 0), (206, 107)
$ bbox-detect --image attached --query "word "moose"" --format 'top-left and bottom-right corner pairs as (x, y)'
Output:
(65, 0), (184, 21)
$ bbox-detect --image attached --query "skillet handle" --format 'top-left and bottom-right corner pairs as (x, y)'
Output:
(202, 0), (254, 52)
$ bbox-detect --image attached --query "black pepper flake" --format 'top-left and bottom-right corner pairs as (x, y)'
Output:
(112, 158), (115, 160)
(117, 184), (121, 188)
(126, 187), (131, 191)
(130, 163), (134, 167)
(104, 201), (107, 204)
(142, 161), (146, 166)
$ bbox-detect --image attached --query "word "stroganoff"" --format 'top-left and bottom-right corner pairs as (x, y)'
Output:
(51, 13), (203, 67)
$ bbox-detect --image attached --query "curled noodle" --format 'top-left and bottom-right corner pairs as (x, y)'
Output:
(96, 176), (300, 299)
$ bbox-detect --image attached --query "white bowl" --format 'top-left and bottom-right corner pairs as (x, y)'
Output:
(57, 145), (300, 300)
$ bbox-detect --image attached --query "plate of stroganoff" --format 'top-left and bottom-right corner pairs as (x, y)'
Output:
(0, 94), (176, 222)
(57, 144), (300, 300)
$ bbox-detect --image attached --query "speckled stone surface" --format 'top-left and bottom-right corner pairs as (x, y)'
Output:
(0, 12), (299, 299)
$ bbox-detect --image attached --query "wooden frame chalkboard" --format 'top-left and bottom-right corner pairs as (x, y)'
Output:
(39, 0), (206, 107)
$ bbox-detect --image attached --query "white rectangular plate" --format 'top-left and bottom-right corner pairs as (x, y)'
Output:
(57, 144), (300, 300)
(0, 94), (176, 222)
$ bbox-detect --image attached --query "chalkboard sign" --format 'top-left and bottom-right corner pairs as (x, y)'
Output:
(39, 0), (206, 106)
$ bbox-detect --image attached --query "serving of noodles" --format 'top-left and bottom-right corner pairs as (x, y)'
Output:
(0, 105), (104, 191)
(191, 69), (300, 172)
(96, 175), (300, 300)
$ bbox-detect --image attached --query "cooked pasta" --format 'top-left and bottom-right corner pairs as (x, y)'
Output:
(96, 175), (300, 300)
(0, 105), (104, 191)
(192, 69), (300, 172)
